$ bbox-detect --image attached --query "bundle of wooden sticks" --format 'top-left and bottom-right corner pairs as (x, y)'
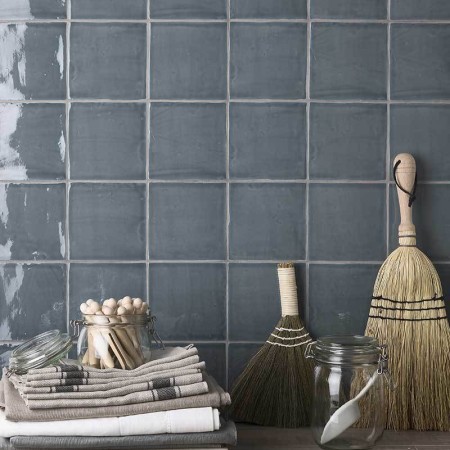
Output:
(79, 296), (150, 370)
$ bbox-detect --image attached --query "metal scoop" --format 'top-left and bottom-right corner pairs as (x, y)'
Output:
(321, 371), (379, 445)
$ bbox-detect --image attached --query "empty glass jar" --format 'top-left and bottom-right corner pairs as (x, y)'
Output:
(305, 336), (391, 450)
(72, 314), (160, 370)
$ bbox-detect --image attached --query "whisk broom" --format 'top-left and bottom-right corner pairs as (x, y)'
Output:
(229, 263), (313, 427)
(364, 153), (450, 431)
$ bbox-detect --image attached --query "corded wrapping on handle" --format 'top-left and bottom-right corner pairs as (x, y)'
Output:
(393, 159), (417, 207)
(277, 266), (299, 316)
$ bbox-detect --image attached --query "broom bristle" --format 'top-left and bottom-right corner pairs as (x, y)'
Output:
(362, 245), (450, 431)
(229, 315), (314, 428)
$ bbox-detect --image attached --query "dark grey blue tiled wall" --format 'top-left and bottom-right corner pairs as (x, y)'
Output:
(1, 0), (450, 388)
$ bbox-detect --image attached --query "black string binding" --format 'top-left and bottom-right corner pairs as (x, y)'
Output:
(393, 159), (417, 207)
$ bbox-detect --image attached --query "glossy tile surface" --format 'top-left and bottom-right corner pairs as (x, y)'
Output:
(69, 263), (146, 319)
(230, 0), (306, 18)
(0, 184), (65, 260)
(70, 24), (146, 99)
(0, 23), (66, 100)
(391, 25), (450, 100)
(309, 184), (386, 261)
(0, 0), (66, 19)
(310, 24), (387, 100)
(151, 0), (226, 19)
(0, 103), (65, 180)
(149, 184), (226, 260)
(151, 24), (227, 100)
(391, 0), (450, 20)
(229, 263), (306, 341)
(71, 0), (147, 19)
(229, 184), (306, 260)
(311, 0), (387, 19)
(230, 103), (307, 179)
(389, 184), (450, 261)
(149, 264), (226, 340)
(310, 104), (386, 180)
(150, 103), (226, 180)
(69, 184), (146, 260)
(308, 264), (379, 337)
(70, 103), (146, 180)
(0, 264), (66, 340)
(230, 23), (307, 99)
(391, 105), (450, 181)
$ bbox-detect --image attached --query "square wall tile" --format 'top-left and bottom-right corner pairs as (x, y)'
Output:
(391, 106), (450, 182)
(389, 185), (450, 261)
(70, 24), (146, 99)
(308, 264), (378, 338)
(70, 184), (146, 260)
(0, 23), (66, 100)
(0, 264), (66, 340)
(231, 23), (307, 99)
(229, 184), (306, 260)
(70, 103), (146, 180)
(230, 103), (307, 180)
(230, 0), (306, 18)
(149, 264), (226, 340)
(150, 103), (226, 180)
(310, 104), (386, 181)
(69, 263), (146, 319)
(391, 25), (450, 100)
(391, 0), (450, 20)
(309, 184), (386, 261)
(0, 103), (65, 180)
(151, 0), (226, 19)
(169, 343), (226, 388)
(311, 0), (387, 19)
(72, 0), (147, 19)
(0, 0), (66, 19)
(311, 24), (387, 100)
(151, 24), (227, 100)
(228, 343), (261, 388)
(0, 184), (65, 260)
(229, 263), (306, 341)
(149, 184), (226, 260)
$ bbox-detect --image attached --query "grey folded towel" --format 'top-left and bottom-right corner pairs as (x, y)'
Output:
(24, 373), (204, 400)
(2, 374), (231, 422)
(9, 420), (237, 448)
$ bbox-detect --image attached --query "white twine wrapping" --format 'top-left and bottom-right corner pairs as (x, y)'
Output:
(278, 266), (299, 316)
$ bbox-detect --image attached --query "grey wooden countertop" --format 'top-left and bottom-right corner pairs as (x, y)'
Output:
(235, 424), (450, 449)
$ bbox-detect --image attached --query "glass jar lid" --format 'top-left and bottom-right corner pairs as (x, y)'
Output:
(306, 335), (382, 366)
(8, 330), (73, 375)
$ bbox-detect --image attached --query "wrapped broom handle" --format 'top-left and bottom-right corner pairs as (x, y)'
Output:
(393, 153), (417, 243)
(277, 263), (299, 316)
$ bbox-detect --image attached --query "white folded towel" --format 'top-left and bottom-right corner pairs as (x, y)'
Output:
(0, 407), (220, 438)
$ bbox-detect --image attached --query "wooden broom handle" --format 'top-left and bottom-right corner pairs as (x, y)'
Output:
(277, 264), (299, 317)
(393, 153), (416, 236)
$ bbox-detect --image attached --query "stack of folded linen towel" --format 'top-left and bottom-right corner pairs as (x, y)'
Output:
(0, 346), (236, 449)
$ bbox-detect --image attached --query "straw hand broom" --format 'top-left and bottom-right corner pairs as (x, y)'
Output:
(229, 263), (313, 427)
(365, 153), (450, 431)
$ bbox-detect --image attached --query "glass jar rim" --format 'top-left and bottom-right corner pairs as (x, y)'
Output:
(308, 335), (382, 366)
(81, 313), (151, 326)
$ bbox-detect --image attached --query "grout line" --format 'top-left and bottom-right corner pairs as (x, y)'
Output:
(2, 179), (450, 184)
(386, 0), (391, 258)
(225, 0), (231, 390)
(6, 98), (450, 105)
(304, 0), (311, 325)
(146, 0), (151, 303)
(4, 18), (450, 24)
(65, 0), (71, 332)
